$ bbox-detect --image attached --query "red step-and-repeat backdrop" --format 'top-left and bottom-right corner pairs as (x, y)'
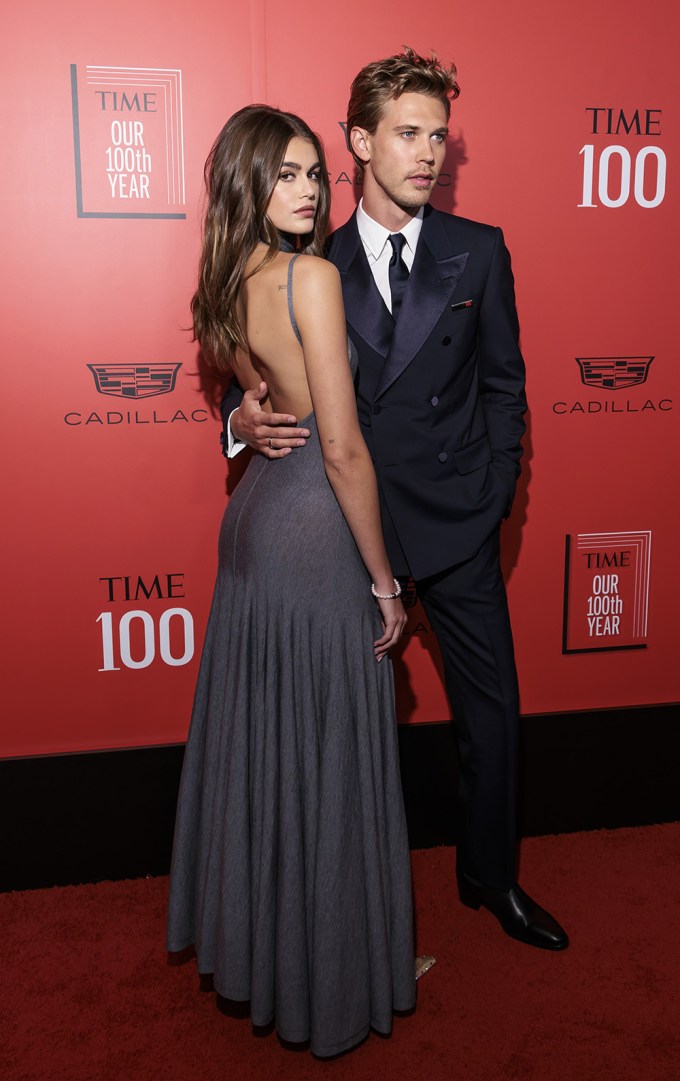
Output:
(1, 0), (677, 756)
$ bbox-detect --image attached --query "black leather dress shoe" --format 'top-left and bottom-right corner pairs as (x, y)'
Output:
(457, 872), (569, 951)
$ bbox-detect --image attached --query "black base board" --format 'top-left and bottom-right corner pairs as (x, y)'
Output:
(2, 704), (678, 891)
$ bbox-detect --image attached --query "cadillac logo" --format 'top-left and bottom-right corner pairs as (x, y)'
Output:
(576, 356), (654, 390)
(87, 363), (182, 399)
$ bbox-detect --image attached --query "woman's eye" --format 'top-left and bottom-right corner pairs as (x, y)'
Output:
(309, 172), (320, 182)
(279, 171), (294, 181)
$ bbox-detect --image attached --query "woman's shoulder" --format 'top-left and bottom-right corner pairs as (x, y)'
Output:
(294, 249), (337, 272)
(291, 253), (340, 300)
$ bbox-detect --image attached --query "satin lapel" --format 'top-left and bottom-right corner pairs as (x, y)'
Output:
(374, 221), (469, 400)
(330, 214), (394, 359)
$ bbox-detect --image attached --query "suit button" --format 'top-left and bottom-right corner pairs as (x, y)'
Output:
(431, 396), (439, 407)
(372, 404), (382, 415)
(441, 336), (451, 346)
(438, 451), (448, 463)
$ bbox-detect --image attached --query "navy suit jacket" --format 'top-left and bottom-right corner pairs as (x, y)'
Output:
(326, 205), (527, 579)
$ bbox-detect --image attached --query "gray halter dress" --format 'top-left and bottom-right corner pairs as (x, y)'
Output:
(166, 253), (415, 1058)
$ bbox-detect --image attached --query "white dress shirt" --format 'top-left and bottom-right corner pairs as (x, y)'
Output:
(355, 199), (423, 313)
(226, 202), (424, 455)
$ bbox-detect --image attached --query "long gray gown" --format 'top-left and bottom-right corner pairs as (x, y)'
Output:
(166, 254), (415, 1058)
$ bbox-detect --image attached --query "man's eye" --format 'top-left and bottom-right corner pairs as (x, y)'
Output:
(432, 134), (445, 143)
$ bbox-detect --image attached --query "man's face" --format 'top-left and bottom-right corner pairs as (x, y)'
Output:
(352, 92), (449, 215)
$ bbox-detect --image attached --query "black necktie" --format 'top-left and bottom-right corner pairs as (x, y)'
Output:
(388, 233), (409, 321)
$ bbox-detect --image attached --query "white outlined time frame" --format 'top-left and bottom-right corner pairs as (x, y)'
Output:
(562, 530), (652, 654)
(70, 64), (186, 219)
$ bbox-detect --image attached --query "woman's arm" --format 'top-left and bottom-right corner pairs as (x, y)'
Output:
(293, 257), (405, 657)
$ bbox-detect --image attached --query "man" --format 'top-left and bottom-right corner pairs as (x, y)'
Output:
(223, 49), (567, 950)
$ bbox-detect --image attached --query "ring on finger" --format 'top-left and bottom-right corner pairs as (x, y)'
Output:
(268, 437), (273, 449)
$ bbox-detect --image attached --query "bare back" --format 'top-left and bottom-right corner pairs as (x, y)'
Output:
(232, 247), (316, 420)
(232, 244), (363, 478)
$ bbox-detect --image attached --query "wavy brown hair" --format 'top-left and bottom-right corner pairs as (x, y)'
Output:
(347, 47), (460, 170)
(191, 105), (330, 370)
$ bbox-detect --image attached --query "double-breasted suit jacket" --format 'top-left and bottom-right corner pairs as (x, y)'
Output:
(327, 204), (527, 581)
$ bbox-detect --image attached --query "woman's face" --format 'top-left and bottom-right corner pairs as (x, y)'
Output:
(266, 137), (321, 236)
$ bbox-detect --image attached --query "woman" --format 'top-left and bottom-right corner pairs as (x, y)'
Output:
(167, 105), (415, 1058)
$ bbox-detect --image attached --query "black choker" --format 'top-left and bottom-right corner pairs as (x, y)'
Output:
(277, 232), (295, 253)
(259, 231), (296, 252)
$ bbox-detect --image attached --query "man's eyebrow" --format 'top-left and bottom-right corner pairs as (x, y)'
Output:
(392, 125), (449, 134)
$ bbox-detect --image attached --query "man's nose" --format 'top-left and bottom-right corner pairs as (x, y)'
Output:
(416, 137), (435, 162)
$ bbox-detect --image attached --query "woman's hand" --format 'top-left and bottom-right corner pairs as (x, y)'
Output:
(374, 597), (407, 661)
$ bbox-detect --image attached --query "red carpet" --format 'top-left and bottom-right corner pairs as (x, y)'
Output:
(2, 824), (679, 1081)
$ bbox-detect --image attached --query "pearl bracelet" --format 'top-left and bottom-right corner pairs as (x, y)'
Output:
(371, 578), (402, 600)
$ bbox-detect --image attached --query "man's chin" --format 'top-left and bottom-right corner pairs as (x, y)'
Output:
(396, 190), (433, 211)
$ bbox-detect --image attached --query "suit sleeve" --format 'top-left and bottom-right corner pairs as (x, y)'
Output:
(477, 227), (527, 514)
(219, 379), (245, 459)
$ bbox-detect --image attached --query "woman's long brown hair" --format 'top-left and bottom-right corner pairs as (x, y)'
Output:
(191, 105), (331, 370)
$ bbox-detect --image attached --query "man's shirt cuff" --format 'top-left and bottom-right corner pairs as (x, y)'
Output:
(225, 409), (246, 458)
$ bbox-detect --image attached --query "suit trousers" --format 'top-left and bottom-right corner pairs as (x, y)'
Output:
(415, 529), (519, 891)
